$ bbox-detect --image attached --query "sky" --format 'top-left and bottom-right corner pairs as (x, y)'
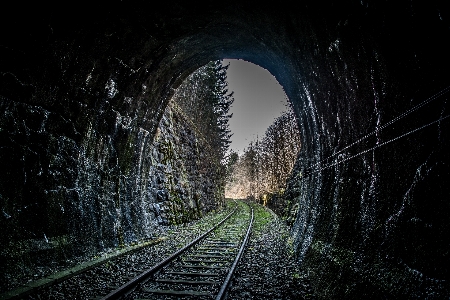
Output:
(223, 59), (289, 155)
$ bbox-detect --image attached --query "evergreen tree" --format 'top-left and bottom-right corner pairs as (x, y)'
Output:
(172, 60), (234, 161)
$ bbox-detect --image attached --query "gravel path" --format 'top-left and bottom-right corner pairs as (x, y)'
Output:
(228, 202), (316, 300)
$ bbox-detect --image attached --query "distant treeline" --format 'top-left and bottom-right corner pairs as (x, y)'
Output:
(225, 105), (301, 204)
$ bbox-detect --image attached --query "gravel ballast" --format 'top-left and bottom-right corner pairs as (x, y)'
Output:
(6, 200), (317, 299)
(228, 202), (316, 299)
(10, 203), (236, 299)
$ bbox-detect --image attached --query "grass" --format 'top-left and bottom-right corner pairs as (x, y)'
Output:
(248, 201), (273, 233)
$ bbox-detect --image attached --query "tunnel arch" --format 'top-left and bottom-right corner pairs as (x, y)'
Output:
(133, 11), (323, 182)
(1, 1), (450, 298)
(137, 21), (326, 266)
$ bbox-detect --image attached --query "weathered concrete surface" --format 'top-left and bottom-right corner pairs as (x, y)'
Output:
(1, 1), (450, 298)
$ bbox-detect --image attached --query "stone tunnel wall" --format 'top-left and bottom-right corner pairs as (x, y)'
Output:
(278, 4), (450, 298)
(0, 88), (223, 290)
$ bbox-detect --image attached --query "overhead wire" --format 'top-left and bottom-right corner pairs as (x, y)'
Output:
(312, 113), (450, 174)
(310, 85), (450, 170)
(298, 85), (450, 177)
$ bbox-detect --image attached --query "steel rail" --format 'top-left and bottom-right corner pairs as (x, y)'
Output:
(215, 207), (254, 300)
(100, 205), (237, 300)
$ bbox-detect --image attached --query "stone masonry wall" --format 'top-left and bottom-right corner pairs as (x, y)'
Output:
(0, 95), (222, 292)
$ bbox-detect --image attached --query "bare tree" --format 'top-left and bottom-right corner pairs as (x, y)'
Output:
(225, 104), (301, 204)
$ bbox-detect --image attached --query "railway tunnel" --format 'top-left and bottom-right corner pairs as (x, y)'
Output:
(1, 1), (450, 298)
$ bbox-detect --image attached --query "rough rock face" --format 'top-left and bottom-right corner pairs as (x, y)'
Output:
(0, 87), (222, 290)
(150, 101), (224, 226)
(1, 1), (450, 298)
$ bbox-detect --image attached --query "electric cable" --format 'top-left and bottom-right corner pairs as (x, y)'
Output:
(308, 113), (450, 174)
(310, 85), (450, 169)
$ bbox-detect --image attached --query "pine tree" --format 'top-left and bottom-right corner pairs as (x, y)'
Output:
(171, 60), (234, 161)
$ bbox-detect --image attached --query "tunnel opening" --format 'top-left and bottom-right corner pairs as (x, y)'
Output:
(220, 59), (302, 219)
(153, 56), (302, 223)
(1, 2), (450, 298)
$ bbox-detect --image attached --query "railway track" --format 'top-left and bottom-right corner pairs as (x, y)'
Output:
(7, 200), (253, 299)
(100, 201), (253, 300)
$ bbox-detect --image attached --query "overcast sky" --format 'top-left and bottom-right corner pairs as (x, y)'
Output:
(223, 59), (289, 155)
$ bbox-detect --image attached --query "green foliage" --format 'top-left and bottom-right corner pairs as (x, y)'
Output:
(225, 150), (239, 182)
(250, 201), (273, 232)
